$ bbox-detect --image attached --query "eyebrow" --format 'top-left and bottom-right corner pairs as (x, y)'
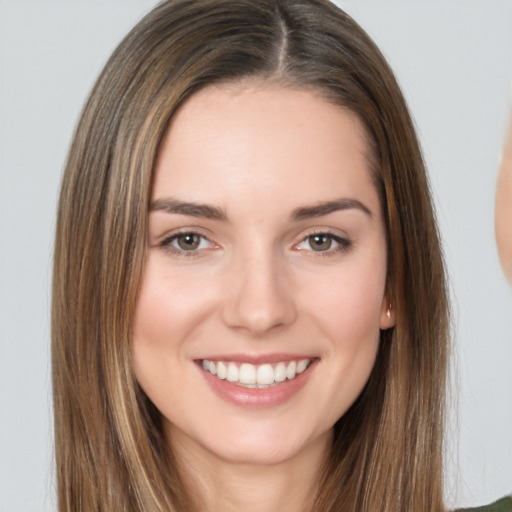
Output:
(149, 197), (372, 222)
(290, 198), (373, 220)
(150, 198), (228, 221)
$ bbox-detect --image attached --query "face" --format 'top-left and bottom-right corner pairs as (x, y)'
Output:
(133, 84), (395, 467)
(496, 114), (512, 283)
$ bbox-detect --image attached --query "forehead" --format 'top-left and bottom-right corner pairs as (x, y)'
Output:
(152, 83), (379, 214)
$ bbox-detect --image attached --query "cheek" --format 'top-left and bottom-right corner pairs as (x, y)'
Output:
(317, 271), (383, 369)
(496, 126), (512, 281)
(297, 254), (386, 418)
(131, 257), (213, 396)
(133, 257), (216, 349)
(302, 255), (387, 342)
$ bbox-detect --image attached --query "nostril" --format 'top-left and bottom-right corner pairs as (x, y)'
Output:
(220, 270), (297, 334)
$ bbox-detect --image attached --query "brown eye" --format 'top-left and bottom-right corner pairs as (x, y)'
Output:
(295, 232), (351, 254)
(176, 233), (201, 250)
(160, 231), (215, 256)
(308, 234), (332, 251)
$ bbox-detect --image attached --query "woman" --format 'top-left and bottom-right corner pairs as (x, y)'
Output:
(496, 111), (512, 283)
(51, 1), (507, 510)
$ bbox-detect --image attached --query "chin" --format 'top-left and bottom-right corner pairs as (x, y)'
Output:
(213, 440), (302, 466)
(191, 420), (333, 468)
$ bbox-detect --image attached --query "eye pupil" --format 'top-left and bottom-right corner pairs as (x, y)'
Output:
(177, 233), (200, 250)
(309, 234), (332, 251)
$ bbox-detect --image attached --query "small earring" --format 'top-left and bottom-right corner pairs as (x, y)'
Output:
(386, 303), (392, 319)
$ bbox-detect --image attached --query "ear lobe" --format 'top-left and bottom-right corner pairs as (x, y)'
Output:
(379, 297), (396, 330)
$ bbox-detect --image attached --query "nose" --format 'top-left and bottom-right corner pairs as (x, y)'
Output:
(221, 248), (297, 336)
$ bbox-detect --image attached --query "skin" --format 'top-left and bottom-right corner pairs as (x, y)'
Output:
(133, 83), (396, 512)
(496, 114), (512, 283)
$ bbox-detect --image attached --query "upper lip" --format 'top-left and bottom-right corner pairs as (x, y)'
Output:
(195, 353), (317, 364)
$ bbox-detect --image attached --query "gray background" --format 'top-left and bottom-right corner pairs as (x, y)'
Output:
(0, 1), (511, 510)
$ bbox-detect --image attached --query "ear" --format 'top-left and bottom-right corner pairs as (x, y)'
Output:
(379, 294), (396, 330)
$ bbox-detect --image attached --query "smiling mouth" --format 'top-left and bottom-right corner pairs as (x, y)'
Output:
(200, 359), (313, 389)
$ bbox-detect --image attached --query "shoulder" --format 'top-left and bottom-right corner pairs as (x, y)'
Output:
(455, 496), (512, 512)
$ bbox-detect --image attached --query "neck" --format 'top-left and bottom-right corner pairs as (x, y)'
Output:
(169, 429), (332, 512)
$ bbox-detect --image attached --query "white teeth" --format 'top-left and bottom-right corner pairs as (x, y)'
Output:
(256, 364), (274, 385)
(226, 362), (239, 382)
(239, 363), (257, 384)
(274, 362), (287, 382)
(201, 358), (312, 387)
(286, 361), (297, 380)
(216, 361), (227, 379)
(297, 359), (309, 374)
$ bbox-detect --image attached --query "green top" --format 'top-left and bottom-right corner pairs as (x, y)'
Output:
(457, 496), (512, 512)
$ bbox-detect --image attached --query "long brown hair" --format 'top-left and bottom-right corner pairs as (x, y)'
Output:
(52, 1), (449, 510)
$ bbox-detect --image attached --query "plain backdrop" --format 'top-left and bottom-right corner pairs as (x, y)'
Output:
(0, 1), (511, 510)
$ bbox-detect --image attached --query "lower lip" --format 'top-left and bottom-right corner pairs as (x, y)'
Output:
(197, 360), (318, 408)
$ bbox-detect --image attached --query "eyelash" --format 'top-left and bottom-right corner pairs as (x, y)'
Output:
(160, 231), (215, 257)
(294, 231), (352, 256)
(159, 230), (352, 257)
